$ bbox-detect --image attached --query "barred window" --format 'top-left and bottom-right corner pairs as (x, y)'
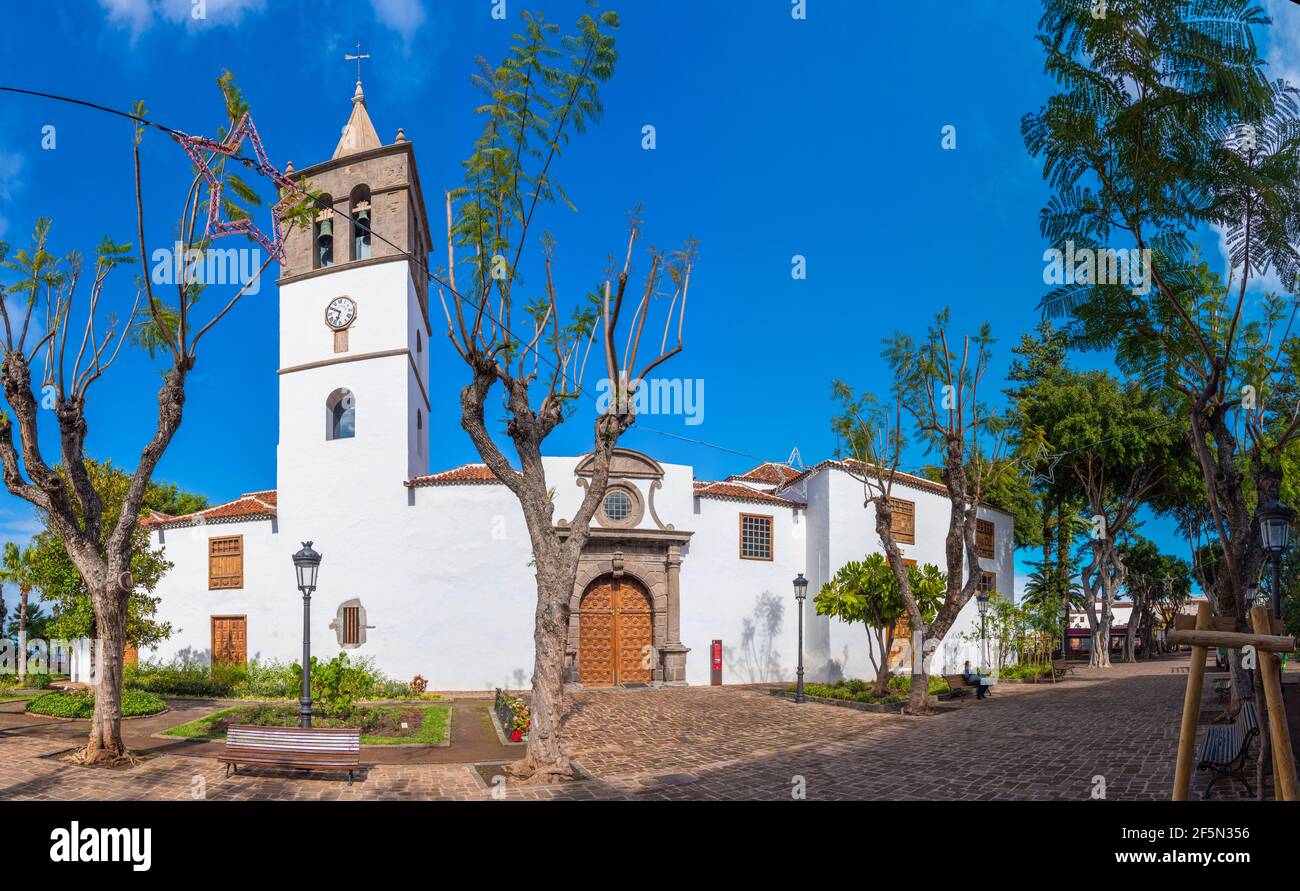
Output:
(976, 519), (995, 559)
(740, 514), (774, 561)
(890, 498), (915, 544)
(342, 606), (361, 646)
(603, 489), (633, 521)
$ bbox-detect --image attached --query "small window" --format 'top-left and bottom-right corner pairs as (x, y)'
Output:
(604, 489), (632, 521)
(889, 498), (915, 544)
(208, 536), (244, 590)
(343, 606), (361, 645)
(979, 571), (997, 595)
(331, 599), (368, 648)
(976, 519), (995, 559)
(327, 388), (356, 440)
(740, 514), (774, 561)
(416, 410), (423, 454)
(416, 330), (422, 354)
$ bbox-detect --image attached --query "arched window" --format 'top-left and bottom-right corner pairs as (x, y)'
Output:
(350, 185), (372, 261)
(326, 388), (355, 440)
(313, 195), (334, 269)
(416, 410), (423, 454)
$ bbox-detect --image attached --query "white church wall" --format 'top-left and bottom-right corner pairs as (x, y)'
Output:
(678, 497), (804, 686)
(813, 468), (1016, 682)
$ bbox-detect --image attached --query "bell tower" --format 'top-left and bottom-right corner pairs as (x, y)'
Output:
(275, 77), (433, 513)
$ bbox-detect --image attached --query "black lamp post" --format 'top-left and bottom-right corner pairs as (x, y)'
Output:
(292, 541), (322, 728)
(1257, 500), (1294, 619)
(793, 573), (808, 703)
(976, 592), (990, 672)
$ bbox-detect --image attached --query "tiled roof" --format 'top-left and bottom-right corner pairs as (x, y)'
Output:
(782, 458), (952, 498)
(407, 463), (516, 487)
(143, 491), (277, 530)
(725, 462), (803, 487)
(693, 480), (806, 509)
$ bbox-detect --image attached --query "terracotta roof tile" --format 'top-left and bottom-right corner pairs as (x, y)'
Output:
(725, 462), (802, 487)
(693, 480), (806, 509)
(143, 491), (277, 529)
(407, 463), (517, 487)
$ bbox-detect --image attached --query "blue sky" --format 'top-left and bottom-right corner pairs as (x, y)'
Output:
(0, 0), (1294, 612)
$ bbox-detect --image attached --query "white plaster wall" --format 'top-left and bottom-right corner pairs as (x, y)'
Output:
(678, 498), (805, 686)
(808, 468), (1017, 683)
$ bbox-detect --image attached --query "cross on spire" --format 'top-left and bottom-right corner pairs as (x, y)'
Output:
(344, 41), (370, 86)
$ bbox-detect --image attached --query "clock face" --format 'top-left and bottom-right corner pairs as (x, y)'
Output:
(325, 296), (356, 330)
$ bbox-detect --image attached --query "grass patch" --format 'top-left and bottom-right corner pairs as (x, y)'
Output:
(161, 703), (452, 745)
(26, 689), (166, 718)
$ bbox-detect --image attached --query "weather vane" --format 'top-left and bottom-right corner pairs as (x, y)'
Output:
(345, 41), (370, 84)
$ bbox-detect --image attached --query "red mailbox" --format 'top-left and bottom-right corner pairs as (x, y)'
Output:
(710, 639), (723, 686)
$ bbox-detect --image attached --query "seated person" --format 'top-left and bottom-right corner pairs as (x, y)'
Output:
(962, 660), (993, 699)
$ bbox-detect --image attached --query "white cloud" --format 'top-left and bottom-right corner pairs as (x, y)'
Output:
(99, 0), (267, 37)
(0, 150), (25, 242)
(371, 0), (427, 45)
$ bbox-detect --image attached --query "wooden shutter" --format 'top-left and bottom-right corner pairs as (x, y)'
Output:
(975, 520), (995, 559)
(890, 498), (916, 544)
(343, 607), (360, 645)
(209, 536), (244, 590)
(980, 571), (997, 595)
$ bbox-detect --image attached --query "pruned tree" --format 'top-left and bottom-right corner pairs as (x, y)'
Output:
(0, 75), (311, 763)
(437, 7), (694, 782)
(833, 310), (1010, 713)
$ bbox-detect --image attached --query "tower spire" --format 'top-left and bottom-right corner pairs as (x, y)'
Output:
(333, 43), (381, 159)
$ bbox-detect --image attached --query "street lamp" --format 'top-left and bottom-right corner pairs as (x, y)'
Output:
(976, 591), (990, 672)
(1257, 500), (1294, 619)
(292, 541), (322, 728)
(793, 573), (808, 703)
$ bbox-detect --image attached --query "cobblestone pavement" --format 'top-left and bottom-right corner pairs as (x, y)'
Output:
(0, 655), (1261, 801)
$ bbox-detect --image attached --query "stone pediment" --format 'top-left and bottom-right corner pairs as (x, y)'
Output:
(573, 448), (664, 480)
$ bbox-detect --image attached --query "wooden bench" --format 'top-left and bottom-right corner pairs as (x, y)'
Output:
(943, 675), (973, 699)
(1197, 703), (1258, 800)
(1051, 658), (1074, 680)
(219, 725), (361, 785)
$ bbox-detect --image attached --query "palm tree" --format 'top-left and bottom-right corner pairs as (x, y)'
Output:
(0, 542), (38, 683)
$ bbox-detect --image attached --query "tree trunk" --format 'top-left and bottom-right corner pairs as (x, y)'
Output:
(506, 565), (573, 783)
(17, 586), (28, 684)
(908, 626), (930, 713)
(84, 582), (127, 763)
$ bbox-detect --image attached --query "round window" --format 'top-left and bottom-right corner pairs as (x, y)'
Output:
(603, 489), (633, 522)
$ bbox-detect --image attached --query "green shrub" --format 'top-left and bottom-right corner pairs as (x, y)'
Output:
(234, 658), (297, 698)
(22, 673), (52, 690)
(124, 665), (233, 697)
(292, 653), (377, 713)
(26, 689), (166, 718)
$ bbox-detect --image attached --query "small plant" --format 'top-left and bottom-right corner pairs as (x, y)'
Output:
(410, 674), (428, 695)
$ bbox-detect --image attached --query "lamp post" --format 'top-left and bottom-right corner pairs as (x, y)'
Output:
(1257, 500), (1294, 619)
(793, 573), (808, 703)
(292, 541), (322, 728)
(976, 591), (990, 673)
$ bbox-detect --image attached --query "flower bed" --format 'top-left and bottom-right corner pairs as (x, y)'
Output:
(493, 689), (531, 743)
(160, 703), (451, 746)
(27, 689), (166, 719)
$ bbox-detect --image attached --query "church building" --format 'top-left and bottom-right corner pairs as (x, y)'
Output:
(138, 82), (1015, 690)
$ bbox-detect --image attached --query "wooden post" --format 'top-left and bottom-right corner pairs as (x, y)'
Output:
(1172, 602), (1211, 801)
(1249, 605), (1298, 801)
